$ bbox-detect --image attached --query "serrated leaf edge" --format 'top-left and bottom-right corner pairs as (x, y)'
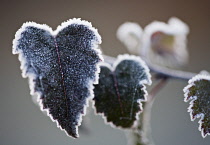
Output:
(12, 18), (103, 138)
(93, 54), (152, 130)
(183, 74), (210, 138)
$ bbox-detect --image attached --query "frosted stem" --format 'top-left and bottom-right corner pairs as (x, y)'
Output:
(141, 78), (168, 145)
(126, 78), (168, 145)
(103, 55), (196, 81)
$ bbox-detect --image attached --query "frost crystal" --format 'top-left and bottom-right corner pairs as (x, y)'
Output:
(184, 74), (210, 138)
(94, 54), (151, 129)
(13, 18), (102, 138)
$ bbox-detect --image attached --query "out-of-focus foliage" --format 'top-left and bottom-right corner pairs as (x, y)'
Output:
(117, 22), (143, 55)
(117, 17), (189, 68)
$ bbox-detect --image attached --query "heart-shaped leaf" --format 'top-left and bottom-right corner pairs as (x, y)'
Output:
(12, 18), (102, 138)
(143, 17), (189, 68)
(184, 74), (210, 138)
(93, 54), (151, 128)
(117, 22), (143, 55)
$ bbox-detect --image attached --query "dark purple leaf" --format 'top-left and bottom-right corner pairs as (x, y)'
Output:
(93, 55), (151, 129)
(12, 18), (102, 138)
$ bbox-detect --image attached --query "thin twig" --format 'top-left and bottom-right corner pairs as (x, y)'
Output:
(140, 78), (168, 145)
(145, 60), (195, 80)
(103, 55), (196, 81)
(148, 77), (168, 101)
(103, 55), (117, 64)
(127, 78), (168, 145)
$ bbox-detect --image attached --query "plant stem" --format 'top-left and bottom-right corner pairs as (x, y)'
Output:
(126, 78), (168, 145)
(103, 55), (196, 81)
(139, 99), (155, 145)
(137, 78), (168, 145)
(144, 59), (195, 80)
(148, 77), (168, 101)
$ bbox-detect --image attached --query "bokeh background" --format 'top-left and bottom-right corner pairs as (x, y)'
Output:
(1, 0), (210, 145)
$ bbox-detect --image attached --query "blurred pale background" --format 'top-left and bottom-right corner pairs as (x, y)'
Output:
(1, 0), (210, 145)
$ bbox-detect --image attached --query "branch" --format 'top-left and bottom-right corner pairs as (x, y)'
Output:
(103, 55), (196, 81)
(140, 78), (168, 145)
(148, 78), (168, 101)
(126, 78), (168, 145)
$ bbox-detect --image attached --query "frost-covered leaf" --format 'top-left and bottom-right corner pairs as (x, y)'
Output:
(117, 22), (143, 55)
(12, 18), (102, 138)
(142, 17), (189, 68)
(93, 54), (151, 128)
(184, 74), (210, 138)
